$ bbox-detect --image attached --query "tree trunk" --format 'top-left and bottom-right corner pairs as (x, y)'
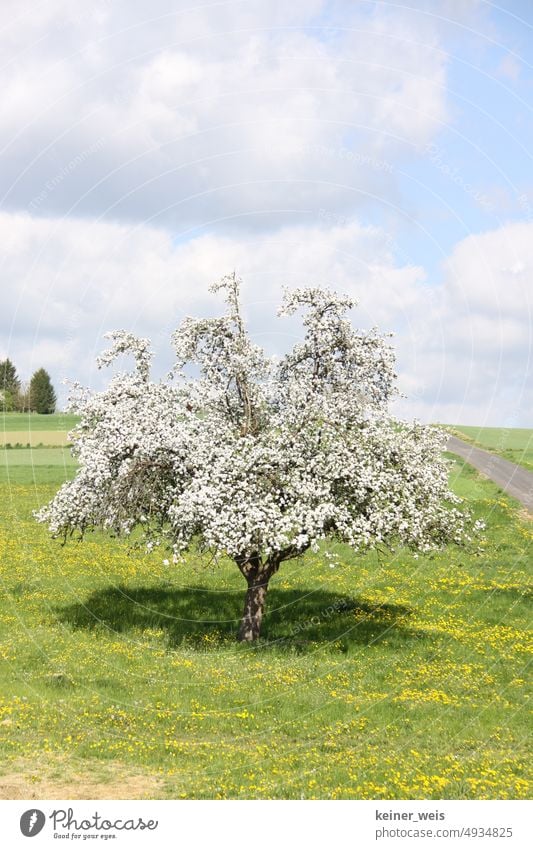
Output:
(238, 576), (269, 642)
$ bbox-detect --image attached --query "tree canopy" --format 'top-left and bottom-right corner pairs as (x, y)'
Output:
(29, 368), (57, 414)
(37, 275), (477, 640)
(0, 358), (21, 411)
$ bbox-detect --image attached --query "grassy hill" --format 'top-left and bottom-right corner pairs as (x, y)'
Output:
(0, 446), (530, 799)
(448, 426), (533, 473)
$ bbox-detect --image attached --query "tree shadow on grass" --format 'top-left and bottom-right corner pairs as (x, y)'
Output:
(467, 585), (532, 627)
(479, 585), (532, 602)
(56, 583), (428, 653)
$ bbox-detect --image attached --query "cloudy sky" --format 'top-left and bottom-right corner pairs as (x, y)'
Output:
(1, 0), (532, 424)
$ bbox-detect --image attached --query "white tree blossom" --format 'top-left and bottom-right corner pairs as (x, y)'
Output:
(37, 274), (476, 640)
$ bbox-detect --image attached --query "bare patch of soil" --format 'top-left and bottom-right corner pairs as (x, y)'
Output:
(0, 757), (164, 799)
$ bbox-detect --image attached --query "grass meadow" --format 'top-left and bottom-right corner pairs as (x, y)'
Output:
(0, 441), (531, 799)
(0, 413), (79, 447)
(450, 425), (533, 473)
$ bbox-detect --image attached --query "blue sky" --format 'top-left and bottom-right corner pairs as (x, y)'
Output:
(1, 0), (531, 424)
(374, 3), (533, 281)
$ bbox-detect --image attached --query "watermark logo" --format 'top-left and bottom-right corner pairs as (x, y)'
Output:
(20, 809), (46, 837)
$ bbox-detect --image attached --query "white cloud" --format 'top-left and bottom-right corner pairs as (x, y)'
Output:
(0, 1), (449, 227)
(2, 212), (531, 425)
(397, 220), (533, 425)
(444, 221), (533, 319)
(1, 1), (529, 426)
(1, 209), (425, 393)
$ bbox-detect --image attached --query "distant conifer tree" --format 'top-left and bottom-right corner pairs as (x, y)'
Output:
(0, 358), (21, 411)
(29, 368), (57, 414)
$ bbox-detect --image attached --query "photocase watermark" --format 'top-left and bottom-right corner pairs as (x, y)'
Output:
(301, 141), (394, 174)
(517, 191), (533, 221)
(18, 806), (159, 839)
(28, 137), (107, 213)
(317, 207), (349, 228)
(382, 229), (418, 270)
(20, 809), (46, 837)
(496, 408), (523, 445)
(51, 807), (158, 834)
(424, 143), (494, 213)
(289, 596), (353, 638)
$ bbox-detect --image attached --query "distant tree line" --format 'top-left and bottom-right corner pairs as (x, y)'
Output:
(0, 359), (57, 414)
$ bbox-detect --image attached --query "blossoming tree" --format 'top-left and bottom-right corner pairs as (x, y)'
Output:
(38, 274), (472, 641)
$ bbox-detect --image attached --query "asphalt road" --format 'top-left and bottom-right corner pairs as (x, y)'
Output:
(446, 435), (533, 513)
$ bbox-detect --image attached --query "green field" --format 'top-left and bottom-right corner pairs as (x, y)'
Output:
(0, 413), (79, 448)
(0, 448), (78, 485)
(0, 448), (531, 799)
(450, 426), (533, 473)
(1, 413), (79, 432)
